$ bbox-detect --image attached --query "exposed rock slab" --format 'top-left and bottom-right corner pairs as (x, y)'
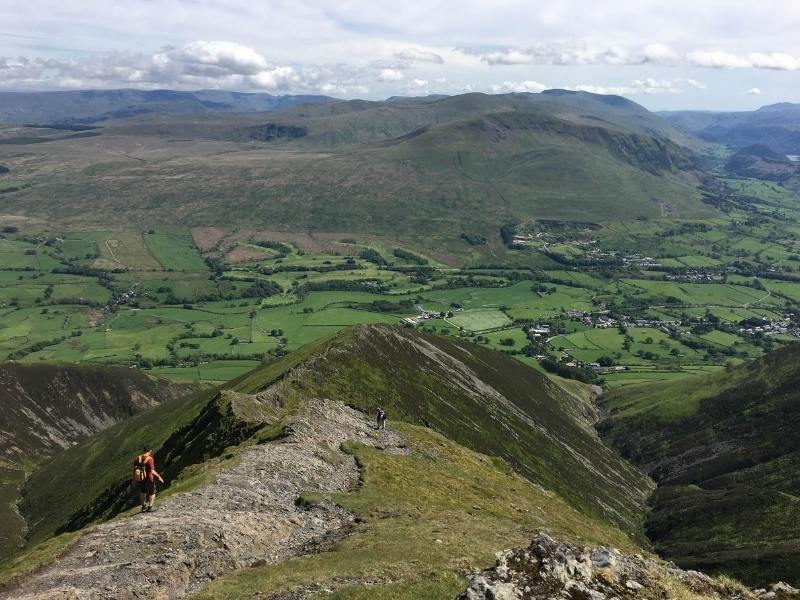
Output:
(461, 533), (799, 600)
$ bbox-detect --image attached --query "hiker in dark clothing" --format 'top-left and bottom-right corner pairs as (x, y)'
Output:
(133, 445), (164, 513)
(376, 408), (387, 430)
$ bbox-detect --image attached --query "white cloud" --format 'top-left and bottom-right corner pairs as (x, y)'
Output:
(569, 78), (690, 95)
(395, 48), (444, 64)
(748, 52), (800, 70)
(377, 68), (404, 82)
(686, 78), (707, 89)
(476, 42), (679, 66)
(642, 43), (680, 63)
(746, 87), (763, 95)
(165, 41), (268, 75)
(686, 50), (752, 69)
(491, 80), (548, 93)
(475, 43), (800, 71)
(481, 50), (535, 65)
(0, 41), (360, 94)
(687, 50), (800, 70)
(411, 78), (428, 87)
(248, 66), (300, 90)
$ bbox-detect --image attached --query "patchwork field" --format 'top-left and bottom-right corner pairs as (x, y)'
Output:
(1, 172), (800, 384)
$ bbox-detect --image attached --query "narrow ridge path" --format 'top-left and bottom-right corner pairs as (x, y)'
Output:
(5, 399), (406, 600)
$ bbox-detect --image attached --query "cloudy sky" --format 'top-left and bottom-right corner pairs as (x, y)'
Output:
(2, 0), (799, 110)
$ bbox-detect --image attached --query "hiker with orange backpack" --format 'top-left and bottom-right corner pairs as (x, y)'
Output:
(132, 445), (164, 513)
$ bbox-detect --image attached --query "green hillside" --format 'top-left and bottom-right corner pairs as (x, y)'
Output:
(13, 325), (651, 559)
(0, 92), (713, 236)
(599, 344), (800, 586)
(0, 362), (185, 560)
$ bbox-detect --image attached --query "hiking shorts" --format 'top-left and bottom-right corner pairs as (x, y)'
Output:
(138, 480), (156, 496)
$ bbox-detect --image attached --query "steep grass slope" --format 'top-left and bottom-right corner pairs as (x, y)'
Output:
(0, 363), (185, 560)
(0, 362), (187, 463)
(599, 344), (800, 586)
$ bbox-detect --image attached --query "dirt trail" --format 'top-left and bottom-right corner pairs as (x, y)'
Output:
(4, 399), (406, 600)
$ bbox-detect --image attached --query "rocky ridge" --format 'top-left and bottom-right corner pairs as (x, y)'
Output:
(461, 533), (800, 600)
(2, 398), (406, 599)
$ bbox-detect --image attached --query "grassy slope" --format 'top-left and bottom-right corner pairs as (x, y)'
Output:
(599, 344), (800, 586)
(296, 325), (653, 537)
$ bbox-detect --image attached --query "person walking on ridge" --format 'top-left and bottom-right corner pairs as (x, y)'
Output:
(133, 445), (164, 513)
(376, 407), (387, 430)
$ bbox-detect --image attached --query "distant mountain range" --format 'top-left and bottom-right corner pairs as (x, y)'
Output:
(0, 90), (711, 235)
(0, 89), (333, 126)
(660, 102), (800, 154)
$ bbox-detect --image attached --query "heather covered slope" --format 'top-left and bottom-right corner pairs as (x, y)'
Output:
(599, 344), (800, 586)
(0, 362), (187, 463)
(0, 363), (186, 560)
(0, 91), (712, 234)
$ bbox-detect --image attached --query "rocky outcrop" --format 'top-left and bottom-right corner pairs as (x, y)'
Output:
(461, 533), (799, 600)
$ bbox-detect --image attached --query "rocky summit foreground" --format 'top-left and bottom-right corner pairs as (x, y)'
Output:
(461, 533), (800, 600)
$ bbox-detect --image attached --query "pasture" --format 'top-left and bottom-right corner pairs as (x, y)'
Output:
(447, 309), (511, 332)
(144, 230), (208, 271)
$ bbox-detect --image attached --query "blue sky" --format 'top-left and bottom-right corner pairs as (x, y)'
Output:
(1, 0), (799, 110)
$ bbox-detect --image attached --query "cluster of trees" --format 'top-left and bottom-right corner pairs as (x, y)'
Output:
(534, 355), (599, 383)
(363, 299), (415, 313)
(393, 248), (428, 265)
(531, 283), (557, 295)
(358, 248), (388, 266)
(259, 260), (362, 275)
(296, 279), (387, 294)
(7, 331), (81, 360)
(250, 239), (292, 255)
(460, 233), (487, 246)
(499, 223), (517, 246)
